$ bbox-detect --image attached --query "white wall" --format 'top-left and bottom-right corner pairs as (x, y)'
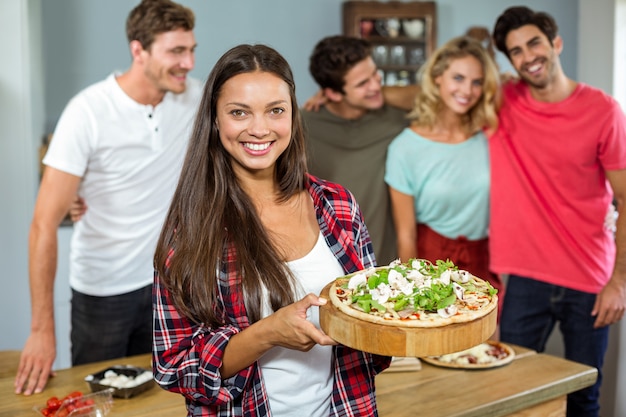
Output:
(0, 0), (43, 354)
(614, 0), (626, 110)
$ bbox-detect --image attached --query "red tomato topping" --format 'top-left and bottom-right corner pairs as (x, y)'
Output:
(39, 391), (85, 416)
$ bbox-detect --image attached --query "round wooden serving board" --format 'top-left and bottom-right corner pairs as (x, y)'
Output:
(319, 281), (497, 357)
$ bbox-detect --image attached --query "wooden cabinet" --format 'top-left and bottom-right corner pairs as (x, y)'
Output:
(343, 1), (437, 86)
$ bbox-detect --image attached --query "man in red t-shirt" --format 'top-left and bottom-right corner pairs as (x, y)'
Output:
(489, 6), (626, 416)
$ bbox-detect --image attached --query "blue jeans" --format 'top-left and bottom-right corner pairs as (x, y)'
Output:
(500, 275), (609, 417)
(71, 284), (152, 366)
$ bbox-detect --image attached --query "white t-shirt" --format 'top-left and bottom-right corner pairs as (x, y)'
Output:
(258, 232), (344, 417)
(43, 73), (203, 296)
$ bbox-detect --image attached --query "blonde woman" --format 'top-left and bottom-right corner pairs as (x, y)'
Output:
(384, 36), (503, 309)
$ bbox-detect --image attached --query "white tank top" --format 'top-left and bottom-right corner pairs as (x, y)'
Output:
(258, 231), (345, 417)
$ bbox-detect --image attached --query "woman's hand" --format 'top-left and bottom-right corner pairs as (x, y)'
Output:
(220, 293), (337, 378)
(267, 293), (337, 351)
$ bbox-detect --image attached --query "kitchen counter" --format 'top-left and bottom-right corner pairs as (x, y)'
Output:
(377, 345), (597, 416)
(1, 345), (596, 416)
(0, 350), (20, 379)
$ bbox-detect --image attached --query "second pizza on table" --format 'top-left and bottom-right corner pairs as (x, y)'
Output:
(421, 341), (515, 369)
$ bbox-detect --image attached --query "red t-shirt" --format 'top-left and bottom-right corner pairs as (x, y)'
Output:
(489, 81), (626, 293)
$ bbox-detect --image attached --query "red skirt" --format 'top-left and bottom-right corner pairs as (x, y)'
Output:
(416, 224), (504, 320)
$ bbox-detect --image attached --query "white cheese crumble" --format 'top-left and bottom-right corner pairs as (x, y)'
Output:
(93, 369), (153, 389)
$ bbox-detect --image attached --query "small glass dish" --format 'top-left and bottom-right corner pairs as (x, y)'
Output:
(33, 388), (114, 417)
(84, 365), (155, 399)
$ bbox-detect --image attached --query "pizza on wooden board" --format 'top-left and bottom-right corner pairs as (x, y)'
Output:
(328, 259), (498, 328)
(421, 340), (515, 369)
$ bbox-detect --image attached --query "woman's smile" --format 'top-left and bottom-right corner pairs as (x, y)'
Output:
(242, 141), (273, 152)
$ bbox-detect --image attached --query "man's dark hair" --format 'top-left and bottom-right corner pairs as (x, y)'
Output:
(126, 0), (195, 50)
(309, 35), (373, 94)
(492, 6), (559, 58)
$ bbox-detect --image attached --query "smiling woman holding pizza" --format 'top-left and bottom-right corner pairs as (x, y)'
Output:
(384, 36), (504, 315)
(151, 44), (390, 417)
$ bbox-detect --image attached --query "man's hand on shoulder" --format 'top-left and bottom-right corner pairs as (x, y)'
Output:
(382, 85), (419, 112)
(302, 89), (327, 112)
(500, 71), (519, 84)
(69, 196), (87, 222)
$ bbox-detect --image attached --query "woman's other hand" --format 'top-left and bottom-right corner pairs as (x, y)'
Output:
(267, 293), (337, 351)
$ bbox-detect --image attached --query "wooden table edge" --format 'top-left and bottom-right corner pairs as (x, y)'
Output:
(445, 366), (598, 417)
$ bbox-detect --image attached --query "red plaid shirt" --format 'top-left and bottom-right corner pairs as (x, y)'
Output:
(153, 175), (391, 416)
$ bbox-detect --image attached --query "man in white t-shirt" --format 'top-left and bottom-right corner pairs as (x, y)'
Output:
(15, 0), (202, 395)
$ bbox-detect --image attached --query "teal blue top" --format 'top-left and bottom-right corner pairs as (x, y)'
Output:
(385, 128), (490, 240)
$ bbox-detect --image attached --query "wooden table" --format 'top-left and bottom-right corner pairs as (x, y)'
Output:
(0, 351), (21, 378)
(376, 345), (597, 417)
(0, 346), (596, 417)
(0, 355), (183, 417)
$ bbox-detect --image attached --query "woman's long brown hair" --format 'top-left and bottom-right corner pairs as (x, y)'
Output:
(154, 44), (309, 327)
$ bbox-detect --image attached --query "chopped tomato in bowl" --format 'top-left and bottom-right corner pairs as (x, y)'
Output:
(33, 389), (113, 417)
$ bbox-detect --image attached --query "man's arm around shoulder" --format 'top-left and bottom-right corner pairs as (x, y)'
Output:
(382, 84), (419, 112)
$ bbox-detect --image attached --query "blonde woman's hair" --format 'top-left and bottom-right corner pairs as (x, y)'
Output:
(409, 36), (500, 135)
